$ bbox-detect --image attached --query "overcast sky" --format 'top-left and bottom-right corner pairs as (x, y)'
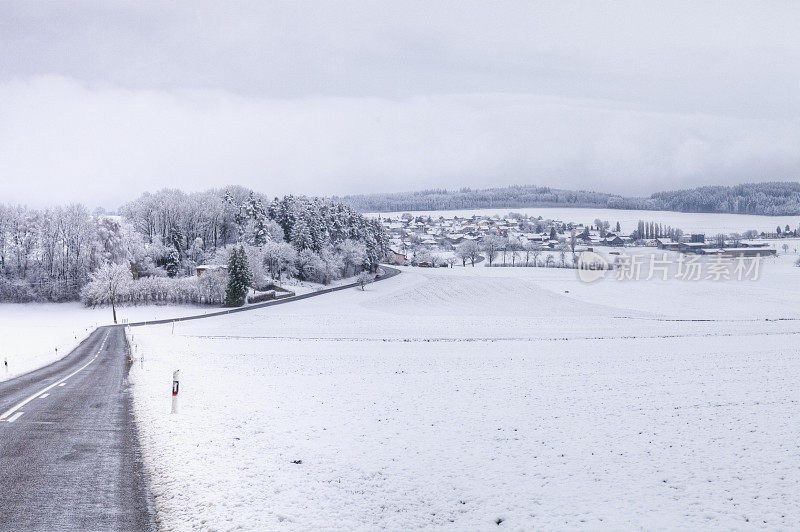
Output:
(0, 1), (798, 208)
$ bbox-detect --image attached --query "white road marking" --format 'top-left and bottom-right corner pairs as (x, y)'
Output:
(58, 383), (66, 387)
(39, 393), (50, 399)
(7, 412), (23, 423)
(0, 331), (110, 422)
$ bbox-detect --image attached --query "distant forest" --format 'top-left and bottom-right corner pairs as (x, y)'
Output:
(337, 182), (800, 216)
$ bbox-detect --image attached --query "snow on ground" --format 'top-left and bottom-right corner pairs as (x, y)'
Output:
(491, 246), (800, 321)
(279, 274), (363, 296)
(130, 253), (800, 530)
(0, 271), (371, 383)
(0, 303), (219, 382)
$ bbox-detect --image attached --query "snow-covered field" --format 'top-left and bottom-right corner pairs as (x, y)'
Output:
(129, 251), (800, 530)
(0, 303), (220, 382)
(368, 206), (800, 235)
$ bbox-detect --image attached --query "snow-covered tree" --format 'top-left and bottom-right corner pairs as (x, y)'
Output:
(290, 218), (314, 251)
(482, 234), (504, 266)
(456, 240), (481, 266)
(338, 239), (367, 276)
(225, 246), (251, 307)
(82, 262), (132, 324)
(0, 187), (388, 304)
(356, 271), (373, 291)
(295, 248), (325, 282)
(165, 248), (180, 278)
(262, 241), (298, 281)
(240, 244), (269, 290)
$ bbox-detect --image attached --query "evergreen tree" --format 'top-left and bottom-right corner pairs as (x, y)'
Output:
(249, 195), (270, 246)
(290, 218), (314, 250)
(165, 248), (180, 278)
(225, 246), (251, 307)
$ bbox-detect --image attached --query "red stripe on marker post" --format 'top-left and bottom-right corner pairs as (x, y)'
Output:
(171, 370), (180, 414)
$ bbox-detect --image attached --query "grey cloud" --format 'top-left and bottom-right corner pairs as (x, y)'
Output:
(0, 1), (798, 206)
(0, 76), (797, 208)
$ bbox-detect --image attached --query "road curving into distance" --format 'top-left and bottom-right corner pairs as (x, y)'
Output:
(0, 266), (400, 531)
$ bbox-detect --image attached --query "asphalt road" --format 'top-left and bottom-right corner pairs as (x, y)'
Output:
(0, 326), (154, 531)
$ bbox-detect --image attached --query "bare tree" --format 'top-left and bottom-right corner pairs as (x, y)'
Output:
(482, 234), (504, 266)
(568, 229), (577, 254)
(87, 262), (132, 324)
(500, 237), (510, 265)
(462, 240), (481, 266)
(522, 240), (533, 266)
(455, 243), (470, 266)
(356, 271), (373, 291)
(531, 246), (543, 267)
(506, 238), (522, 266)
(558, 243), (569, 266)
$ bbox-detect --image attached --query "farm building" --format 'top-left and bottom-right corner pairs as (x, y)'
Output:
(385, 248), (407, 265)
(679, 242), (709, 254)
(719, 247), (776, 258)
(196, 264), (228, 277)
(655, 238), (681, 250)
(696, 247), (776, 258)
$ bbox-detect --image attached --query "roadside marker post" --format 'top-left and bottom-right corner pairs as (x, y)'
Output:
(171, 370), (180, 414)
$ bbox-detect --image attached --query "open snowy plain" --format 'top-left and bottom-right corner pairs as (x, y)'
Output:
(129, 253), (800, 530)
(0, 303), (224, 382)
(0, 277), (349, 382)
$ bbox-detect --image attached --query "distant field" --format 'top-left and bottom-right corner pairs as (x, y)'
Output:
(367, 206), (800, 235)
(130, 251), (800, 529)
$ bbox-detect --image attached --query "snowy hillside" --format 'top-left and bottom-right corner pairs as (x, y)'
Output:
(129, 256), (800, 529)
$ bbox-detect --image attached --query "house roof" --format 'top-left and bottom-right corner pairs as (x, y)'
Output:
(720, 247), (774, 252)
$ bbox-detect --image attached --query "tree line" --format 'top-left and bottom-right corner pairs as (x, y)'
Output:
(337, 181), (800, 216)
(336, 185), (649, 212)
(0, 187), (388, 305)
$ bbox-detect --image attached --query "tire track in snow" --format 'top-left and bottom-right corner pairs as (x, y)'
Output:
(185, 328), (800, 343)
